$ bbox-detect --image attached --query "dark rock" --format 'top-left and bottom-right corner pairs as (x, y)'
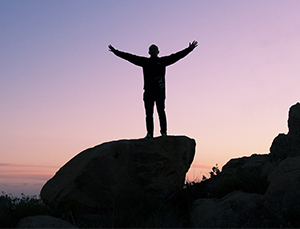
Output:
(265, 156), (300, 197)
(288, 102), (300, 137)
(41, 136), (195, 213)
(189, 154), (271, 199)
(190, 102), (300, 228)
(16, 215), (77, 228)
(270, 102), (300, 162)
(191, 191), (264, 228)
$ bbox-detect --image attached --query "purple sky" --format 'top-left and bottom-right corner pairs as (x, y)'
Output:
(1, 0), (300, 196)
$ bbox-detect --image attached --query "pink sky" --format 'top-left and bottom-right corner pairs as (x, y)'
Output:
(1, 0), (300, 196)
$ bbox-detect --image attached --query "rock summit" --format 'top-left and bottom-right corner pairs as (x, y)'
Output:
(41, 135), (195, 212)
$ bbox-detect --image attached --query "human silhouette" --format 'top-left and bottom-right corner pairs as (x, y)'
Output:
(109, 41), (198, 139)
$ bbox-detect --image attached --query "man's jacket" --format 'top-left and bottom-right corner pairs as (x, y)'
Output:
(113, 47), (193, 92)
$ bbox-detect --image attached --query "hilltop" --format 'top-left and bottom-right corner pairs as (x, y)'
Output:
(2, 103), (300, 228)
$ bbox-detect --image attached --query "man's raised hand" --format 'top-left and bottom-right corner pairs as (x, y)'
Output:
(108, 44), (116, 53)
(189, 40), (198, 50)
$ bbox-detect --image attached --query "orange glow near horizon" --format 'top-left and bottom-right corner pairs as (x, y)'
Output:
(0, 162), (209, 197)
(0, 164), (57, 196)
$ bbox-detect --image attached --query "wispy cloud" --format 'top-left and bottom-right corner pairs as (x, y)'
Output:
(0, 163), (58, 184)
(0, 163), (58, 168)
(0, 164), (58, 196)
(1, 173), (52, 181)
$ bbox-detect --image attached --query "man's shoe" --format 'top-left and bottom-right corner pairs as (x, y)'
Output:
(161, 133), (167, 137)
(144, 133), (153, 139)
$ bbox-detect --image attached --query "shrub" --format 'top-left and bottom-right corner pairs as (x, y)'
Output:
(202, 163), (221, 181)
(0, 192), (53, 228)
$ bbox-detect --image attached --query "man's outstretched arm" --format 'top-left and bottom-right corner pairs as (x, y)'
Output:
(162, 40), (198, 66)
(108, 44), (145, 67)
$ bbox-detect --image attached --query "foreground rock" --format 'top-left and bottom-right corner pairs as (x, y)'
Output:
(16, 215), (77, 228)
(41, 135), (195, 213)
(191, 191), (264, 228)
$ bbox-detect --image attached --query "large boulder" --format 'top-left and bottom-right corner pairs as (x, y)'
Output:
(41, 136), (195, 213)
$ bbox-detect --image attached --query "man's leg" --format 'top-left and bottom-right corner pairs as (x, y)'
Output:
(156, 92), (167, 135)
(143, 92), (154, 137)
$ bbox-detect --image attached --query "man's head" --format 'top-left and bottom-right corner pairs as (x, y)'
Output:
(148, 44), (159, 57)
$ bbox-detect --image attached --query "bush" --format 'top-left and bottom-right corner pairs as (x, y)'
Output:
(0, 192), (53, 228)
(202, 163), (221, 181)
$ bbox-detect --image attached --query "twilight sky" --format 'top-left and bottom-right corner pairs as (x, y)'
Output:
(1, 0), (300, 196)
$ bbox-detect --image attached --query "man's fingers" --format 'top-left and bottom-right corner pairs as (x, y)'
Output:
(192, 41), (198, 48)
(189, 40), (198, 50)
(108, 44), (115, 52)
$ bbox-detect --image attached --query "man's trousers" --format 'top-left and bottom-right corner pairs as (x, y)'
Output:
(143, 90), (167, 136)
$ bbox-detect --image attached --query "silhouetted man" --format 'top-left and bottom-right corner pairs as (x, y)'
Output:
(108, 41), (198, 139)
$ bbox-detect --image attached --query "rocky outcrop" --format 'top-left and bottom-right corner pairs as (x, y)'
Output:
(269, 102), (300, 161)
(288, 102), (300, 136)
(191, 102), (300, 228)
(188, 154), (274, 199)
(41, 136), (195, 213)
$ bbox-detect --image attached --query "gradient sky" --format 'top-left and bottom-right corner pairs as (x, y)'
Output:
(1, 0), (300, 196)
